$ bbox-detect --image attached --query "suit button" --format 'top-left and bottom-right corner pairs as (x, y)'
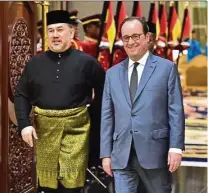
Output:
(130, 131), (133, 134)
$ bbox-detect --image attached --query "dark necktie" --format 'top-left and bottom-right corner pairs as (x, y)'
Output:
(130, 62), (139, 102)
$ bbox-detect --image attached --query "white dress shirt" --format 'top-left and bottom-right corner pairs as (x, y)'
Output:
(128, 51), (182, 155)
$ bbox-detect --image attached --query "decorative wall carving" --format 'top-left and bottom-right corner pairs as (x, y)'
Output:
(9, 18), (32, 97)
(8, 18), (34, 193)
(9, 122), (34, 193)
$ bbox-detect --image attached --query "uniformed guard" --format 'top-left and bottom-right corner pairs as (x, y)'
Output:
(112, 38), (127, 66)
(81, 15), (110, 71)
(81, 14), (101, 57)
(97, 34), (111, 71)
(68, 10), (83, 51)
(14, 10), (105, 193)
(110, 15), (127, 66)
(147, 20), (167, 58)
(155, 35), (167, 58)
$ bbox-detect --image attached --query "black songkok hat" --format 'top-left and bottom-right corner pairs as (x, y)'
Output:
(46, 10), (72, 26)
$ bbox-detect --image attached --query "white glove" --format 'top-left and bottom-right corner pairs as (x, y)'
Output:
(167, 40), (179, 47)
(114, 39), (124, 47)
(157, 40), (166, 48)
(21, 126), (38, 147)
(99, 41), (110, 48)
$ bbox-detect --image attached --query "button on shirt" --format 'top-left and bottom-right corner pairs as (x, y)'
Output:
(128, 50), (182, 155)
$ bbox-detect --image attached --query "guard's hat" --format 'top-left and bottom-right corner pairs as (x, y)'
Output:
(46, 10), (72, 26)
(68, 10), (81, 25)
(81, 14), (101, 26)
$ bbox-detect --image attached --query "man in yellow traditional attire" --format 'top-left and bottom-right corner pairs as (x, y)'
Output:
(14, 10), (105, 193)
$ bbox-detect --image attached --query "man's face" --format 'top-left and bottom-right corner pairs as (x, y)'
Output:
(192, 32), (197, 40)
(87, 23), (100, 39)
(121, 20), (149, 61)
(47, 23), (74, 52)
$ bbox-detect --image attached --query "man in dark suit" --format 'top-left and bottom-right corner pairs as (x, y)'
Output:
(100, 17), (185, 193)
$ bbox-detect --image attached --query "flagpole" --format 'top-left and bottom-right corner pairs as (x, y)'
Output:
(132, 1), (137, 16)
(176, 1), (189, 66)
(109, 1), (120, 67)
(166, 1), (174, 58)
(96, 1), (109, 59)
(179, 2), (189, 43)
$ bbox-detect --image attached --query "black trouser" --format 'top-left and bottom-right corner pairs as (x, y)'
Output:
(38, 182), (82, 193)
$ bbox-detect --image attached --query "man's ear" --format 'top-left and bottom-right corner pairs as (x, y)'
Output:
(146, 32), (150, 42)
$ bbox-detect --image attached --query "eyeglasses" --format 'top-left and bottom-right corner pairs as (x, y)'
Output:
(122, 33), (144, 43)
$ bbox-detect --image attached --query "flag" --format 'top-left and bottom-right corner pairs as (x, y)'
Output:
(132, 1), (142, 17)
(105, 1), (116, 53)
(110, 1), (128, 67)
(96, 1), (109, 58)
(96, 1), (116, 70)
(116, 1), (127, 38)
(159, 3), (167, 37)
(148, 2), (160, 38)
(166, 2), (181, 61)
(168, 2), (181, 42)
(181, 7), (191, 41)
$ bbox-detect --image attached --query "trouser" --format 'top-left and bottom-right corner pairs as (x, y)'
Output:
(113, 148), (172, 193)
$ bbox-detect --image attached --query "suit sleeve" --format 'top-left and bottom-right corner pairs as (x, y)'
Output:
(168, 63), (185, 150)
(14, 62), (32, 135)
(100, 72), (115, 158)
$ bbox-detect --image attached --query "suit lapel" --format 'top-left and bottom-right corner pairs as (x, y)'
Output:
(133, 53), (157, 104)
(120, 58), (131, 107)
